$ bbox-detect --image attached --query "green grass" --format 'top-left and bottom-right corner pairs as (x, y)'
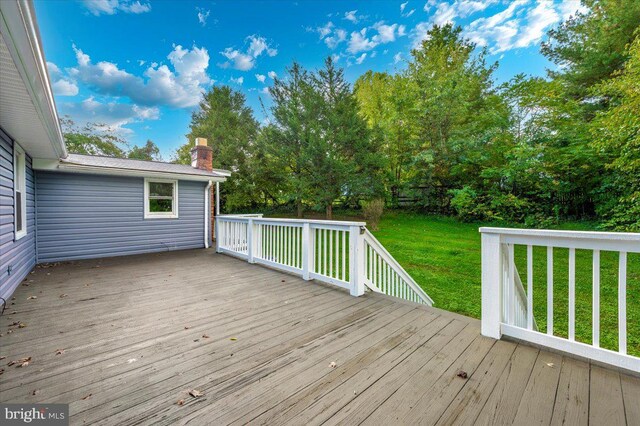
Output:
(267, 210), (639, 356)
(370, 212), (639, 357)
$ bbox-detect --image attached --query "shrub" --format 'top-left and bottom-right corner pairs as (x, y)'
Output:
(449, 186), (490, 222)
(362, 199), (385, 230)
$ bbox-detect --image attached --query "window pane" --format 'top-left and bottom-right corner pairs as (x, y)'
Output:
(16, 191), (23, 232)
(149, 198), (173, 213)
(149, 182), (173, 197)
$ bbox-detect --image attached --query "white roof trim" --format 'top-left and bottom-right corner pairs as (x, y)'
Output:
(0, 0), (66, 159)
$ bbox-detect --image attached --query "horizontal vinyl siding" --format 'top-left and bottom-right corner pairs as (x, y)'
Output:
(0, 128), (36, 301)
(36, 172), (206, 262)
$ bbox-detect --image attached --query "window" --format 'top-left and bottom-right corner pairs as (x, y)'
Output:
(13, 145), (27, 240)
(144, 178), (178, 219)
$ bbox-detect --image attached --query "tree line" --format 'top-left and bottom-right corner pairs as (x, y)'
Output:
(64, 0), (640, 230)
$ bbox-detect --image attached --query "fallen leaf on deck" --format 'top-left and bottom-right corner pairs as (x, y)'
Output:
(9, 321), (20, 326)
(202, 334), (210, 339)
(0, 368), (4, 375)
(184, 326), (191, 330)
(281, 279), (286, 283)
(32, 389), (39, 396)
(0, 356), (5, 360)
(229, 337), (237, 341)
(193, 339), (200, 342)
(27, 296), (37, 300)
(59, 294), (68, 299)
(55, 349), (65, 355)
(189, 389), (204, 398)
(18, 323), (27, 328)
(456, 370), (468, 379)
(177, 399), (185, 406)
(18, 361), (30, 368)
(81, 393), (92, 400)
(329, 361), (337, 368)
(546, 362), (555, 368)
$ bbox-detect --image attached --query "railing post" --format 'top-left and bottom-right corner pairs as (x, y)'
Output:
(215, 218), (222, 253)
(247, 218), (255, 263)
(349, 225), (365, 297)
(481, 231), (502, 339)
(302, 222), (311, 280)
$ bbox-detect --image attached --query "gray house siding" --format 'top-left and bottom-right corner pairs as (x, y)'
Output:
(36, 172), (207, 263)
(0, 128), (36, 301)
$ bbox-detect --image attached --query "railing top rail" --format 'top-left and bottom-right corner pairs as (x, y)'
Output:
(217, 215), (367, 227)
(480, 227), (640, 242)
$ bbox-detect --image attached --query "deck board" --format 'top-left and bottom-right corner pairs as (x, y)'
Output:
(0, 249), (637, 425)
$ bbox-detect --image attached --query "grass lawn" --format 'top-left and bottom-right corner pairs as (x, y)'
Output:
(268, 210), (639, 357)
(370, 211), (639, 357)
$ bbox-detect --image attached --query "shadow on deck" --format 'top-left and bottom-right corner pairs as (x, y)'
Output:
(0, 249), (638, 425)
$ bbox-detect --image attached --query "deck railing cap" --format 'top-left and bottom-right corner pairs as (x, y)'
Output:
(479, 226), (640, 241)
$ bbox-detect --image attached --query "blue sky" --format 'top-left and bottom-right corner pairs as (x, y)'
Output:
(35, 0), (585, 159)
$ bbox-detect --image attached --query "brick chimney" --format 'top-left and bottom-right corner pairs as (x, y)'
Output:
(191, 137), (213, 171)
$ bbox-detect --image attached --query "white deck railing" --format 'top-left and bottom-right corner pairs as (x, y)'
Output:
(216, 215), (433, 305)
(480, 227), (640, 372)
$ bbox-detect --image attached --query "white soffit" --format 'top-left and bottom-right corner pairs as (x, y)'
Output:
(0, 1), (66, 159)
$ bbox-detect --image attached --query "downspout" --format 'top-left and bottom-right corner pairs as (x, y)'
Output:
(204, 180), (213, 248)
(215, 181), (221, 252)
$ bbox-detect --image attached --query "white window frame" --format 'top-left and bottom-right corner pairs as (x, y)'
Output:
(13, 144), (27, 240)
(144, 178), (179, 219)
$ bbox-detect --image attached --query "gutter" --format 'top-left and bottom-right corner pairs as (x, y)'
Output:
(204, 181), (213, 248)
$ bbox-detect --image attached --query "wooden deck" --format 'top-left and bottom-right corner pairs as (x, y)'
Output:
(1, 249), (638, 425)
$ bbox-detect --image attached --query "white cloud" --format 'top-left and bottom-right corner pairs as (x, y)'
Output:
(259, 87), (270, 96)
(268, 71), (277, 79)
(401, 2), (408, 13)
(393, 52), (403, 64)
(60, 96), (159, 134)
(255, 73), (266, 83)
(325, 28), (347, 49)
(137, 60), (146, 66)
(314, 22), (347, 49)
(373, 22), (397, 43)
(68, 44), (211, 108)
(197, 8), (210, 26)
(316, 21), (335, 38)
(344, 10), (359, 23)
(347, 22), (405, 54)
(462, 0), (561, 53)
(558, 0), (588, 20)
(230, 76), (244, 85)
(431, 2), (457, 26)
(48, 61), (79, 96)
(347, 29), (377, 53)
(81, 0), (151, 16)
(513, 0), (559, 48)
(355, 53), (367, 64)
(219, 35), (277, 71)
(53, 79), (79, 96)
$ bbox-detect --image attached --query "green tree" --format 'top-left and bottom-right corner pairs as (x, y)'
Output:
(355, 72), (416, 206)
(175, 86), (264, 211)
(407, 24), (508, 212)
(266, 62), (317, 217)
(128, 140), (161, 161)
(591, 34), (640, 230)
(61, 117), (127, 157)
(308, 57), (383, 218)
